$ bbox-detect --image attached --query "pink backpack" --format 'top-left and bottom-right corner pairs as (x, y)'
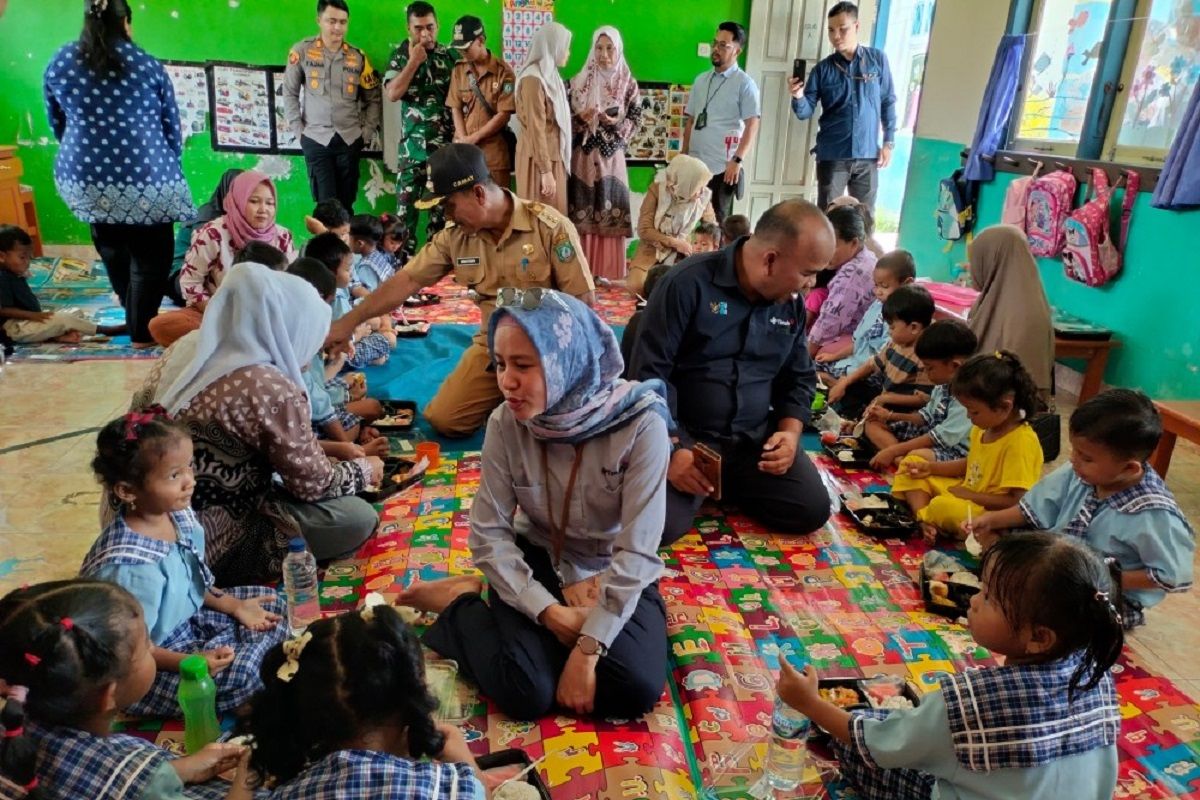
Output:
(1061, 168), (1140, 287)
(1001, 161), (1042, 230)
(1024, 169), (1077, 257)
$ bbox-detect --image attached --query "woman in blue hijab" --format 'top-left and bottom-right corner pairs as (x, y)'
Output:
(402, 288), (671, 720)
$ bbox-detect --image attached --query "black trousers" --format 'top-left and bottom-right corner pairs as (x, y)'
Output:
(706, 172), (738, 225)
(422, 539), (668, 721)
(816, 158), (879, 212)
(301, 133), (363, 214)
(662, 434), (833, 546)
(89, 222), (174, 345)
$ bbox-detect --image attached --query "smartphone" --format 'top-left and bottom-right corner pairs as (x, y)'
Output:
(793, 58), (807, 83)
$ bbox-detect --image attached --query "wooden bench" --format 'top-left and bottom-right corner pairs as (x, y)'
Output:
(1148, 400), (1200, 480)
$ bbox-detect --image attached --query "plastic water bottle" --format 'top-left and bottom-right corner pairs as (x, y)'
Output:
(764, 689), (811, 792)
(283, 537), (320, 635)
(178, 654), (221, 754)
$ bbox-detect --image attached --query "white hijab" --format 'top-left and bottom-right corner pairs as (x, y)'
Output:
(652, 154), (713, 262)
(155, 263), (332, 414)
(569, 26), (633, 133)
(517, 21), (573, 166)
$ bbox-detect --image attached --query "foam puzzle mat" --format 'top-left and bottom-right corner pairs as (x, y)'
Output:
(115, 449), (1200, 799)
(8, 257), (159, 363)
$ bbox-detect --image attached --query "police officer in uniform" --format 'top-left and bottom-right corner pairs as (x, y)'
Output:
(384, 1), (457, 262)
(447, 15), (517, 189)
(283, 0), (381, 215)
(327, 144), (596, 438)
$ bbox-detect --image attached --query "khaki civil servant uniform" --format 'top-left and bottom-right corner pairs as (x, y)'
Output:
(402, 191), (595, 436)
(447, 51), (517, 189)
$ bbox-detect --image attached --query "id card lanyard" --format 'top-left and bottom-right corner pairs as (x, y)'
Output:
(694, 72), (729, 131)
(541, 441), (587, 586)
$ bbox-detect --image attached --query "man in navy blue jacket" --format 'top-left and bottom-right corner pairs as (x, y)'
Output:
(790, 2), (896, 211)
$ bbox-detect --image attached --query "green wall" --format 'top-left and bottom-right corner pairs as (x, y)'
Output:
(4, 0), (749, 244)
(897, 135), (1200, 400)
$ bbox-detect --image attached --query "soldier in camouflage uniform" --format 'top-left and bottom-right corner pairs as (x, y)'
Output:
(384, 1), (457, 261)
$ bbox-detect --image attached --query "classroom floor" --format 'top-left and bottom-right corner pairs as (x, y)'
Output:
(3, 356), (1200, 692)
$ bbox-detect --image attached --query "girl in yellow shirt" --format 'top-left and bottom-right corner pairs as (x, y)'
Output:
(892, 351), (1044, 543)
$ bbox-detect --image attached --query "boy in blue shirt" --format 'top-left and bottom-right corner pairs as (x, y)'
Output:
(305, 232), (396, 366)
(349, 213), (396, 296)
(865, 318), (976, 469)
(815, 249), (915, 385)
(287, 257), (386, 459)
(969, 389), (1195, 628)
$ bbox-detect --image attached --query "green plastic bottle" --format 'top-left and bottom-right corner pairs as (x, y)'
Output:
(178, 655), (221, 754)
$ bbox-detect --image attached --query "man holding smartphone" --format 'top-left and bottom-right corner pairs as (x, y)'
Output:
(682, 21), (761, 224)
(789, 2), (896, 211)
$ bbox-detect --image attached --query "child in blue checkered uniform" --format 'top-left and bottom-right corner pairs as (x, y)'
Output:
(306, 233), (397, 369)
(237, 605), (485, 799)
(0, 579), (256, 798)
(815, 249), (916, 383)
(778, 532), (1124, 800)
(865, 319), (978, 470)
(349, 214), (397, 295)
(80, 410), (288, 718)
(970, 389), (1195, 630)
(288, 259), (388, 462)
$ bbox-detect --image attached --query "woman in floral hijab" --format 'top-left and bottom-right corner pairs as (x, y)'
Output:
(400, 289), (671, 721)
(567, 26), (643, 280)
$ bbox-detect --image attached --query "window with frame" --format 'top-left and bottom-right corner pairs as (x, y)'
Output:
(1011, 0), (1200, 165)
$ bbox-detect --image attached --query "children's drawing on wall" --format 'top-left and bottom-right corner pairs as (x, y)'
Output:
(1016, 0), (1111, 142)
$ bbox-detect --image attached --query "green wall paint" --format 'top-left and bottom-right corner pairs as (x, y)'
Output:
(4, 0), (749, 244)
(897, 135), (1200, 400)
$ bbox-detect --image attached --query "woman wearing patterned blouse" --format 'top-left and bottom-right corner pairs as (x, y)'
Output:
(43, 0), (194, 347)
(130, 265), (382, 585)
(567, 27), (642, 281)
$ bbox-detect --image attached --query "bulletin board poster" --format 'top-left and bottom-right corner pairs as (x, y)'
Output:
(208, 63), (274, 152)
(163, 61), (209, 142)
(503, 0), (555, 69)
(626, 82), (691, 164)
(270, 68), (303, 154)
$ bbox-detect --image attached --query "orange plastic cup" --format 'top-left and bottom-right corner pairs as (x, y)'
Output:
(415, 441), (441, 470)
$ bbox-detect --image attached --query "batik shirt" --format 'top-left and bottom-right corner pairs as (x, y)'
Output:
(43, 40), (194, 225)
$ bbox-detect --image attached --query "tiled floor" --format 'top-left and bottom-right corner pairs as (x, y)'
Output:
(1, 358), (1199, 689)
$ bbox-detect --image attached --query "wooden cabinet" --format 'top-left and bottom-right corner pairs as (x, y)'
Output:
(0, 146), (44, 255)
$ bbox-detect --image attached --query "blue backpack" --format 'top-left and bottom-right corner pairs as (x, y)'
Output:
(935, 169), (981, 242)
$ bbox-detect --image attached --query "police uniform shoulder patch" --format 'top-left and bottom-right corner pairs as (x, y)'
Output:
(555, 241), (576, 263)
(501, 81), (514, 95)
(288, 49), (301, 65)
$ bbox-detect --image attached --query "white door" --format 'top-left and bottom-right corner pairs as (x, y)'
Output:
(741, 0), (876, 223)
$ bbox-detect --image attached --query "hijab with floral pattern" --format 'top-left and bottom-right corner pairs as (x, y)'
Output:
(487, 290), (669, 443)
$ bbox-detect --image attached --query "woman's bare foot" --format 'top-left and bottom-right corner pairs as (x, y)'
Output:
(53, 331), (83, 343)
(921, 522), (940, 545)
(399, 575), (484, 614)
